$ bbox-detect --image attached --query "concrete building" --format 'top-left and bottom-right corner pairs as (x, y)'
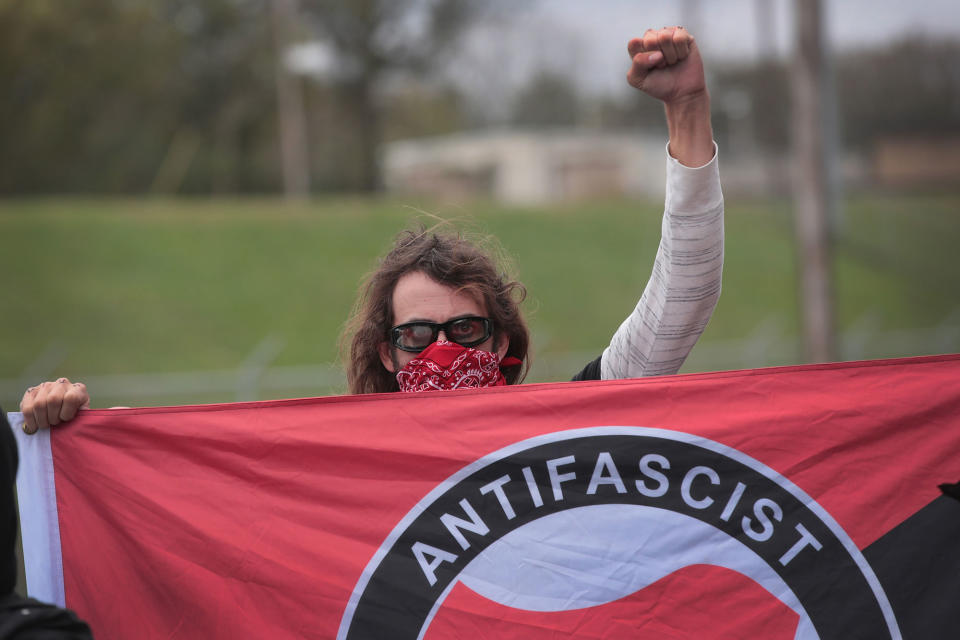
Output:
(383, 130), (667, 205)
(872, 135), (960, 188)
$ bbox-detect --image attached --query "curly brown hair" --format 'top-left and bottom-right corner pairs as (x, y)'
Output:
(342, 226), (530, 394)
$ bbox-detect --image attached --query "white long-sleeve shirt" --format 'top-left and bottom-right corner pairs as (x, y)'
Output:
(598, 143), (724, 379)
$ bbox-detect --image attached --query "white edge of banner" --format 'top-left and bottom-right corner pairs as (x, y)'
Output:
(8, 411), (66, 607)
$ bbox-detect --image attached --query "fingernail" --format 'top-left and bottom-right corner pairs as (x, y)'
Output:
(57, 378), (68, 383)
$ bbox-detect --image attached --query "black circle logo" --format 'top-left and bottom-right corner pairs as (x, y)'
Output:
(338, 427), (900, 639)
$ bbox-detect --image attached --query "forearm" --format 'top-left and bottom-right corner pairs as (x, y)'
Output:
(665, 92), (714, 168)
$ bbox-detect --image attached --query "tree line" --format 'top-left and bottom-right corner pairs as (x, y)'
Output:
(1, 0), (957, 195)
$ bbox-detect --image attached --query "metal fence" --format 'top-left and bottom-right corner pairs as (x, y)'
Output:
(3, 311), (958, 409)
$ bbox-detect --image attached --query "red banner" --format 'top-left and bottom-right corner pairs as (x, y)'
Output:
(17, 355), (960, 639)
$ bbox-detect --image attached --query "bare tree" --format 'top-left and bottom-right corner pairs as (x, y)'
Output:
(302, 0), (493, 191)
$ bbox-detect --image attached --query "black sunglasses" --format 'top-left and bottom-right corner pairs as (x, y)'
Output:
(390, 316), (493, 352)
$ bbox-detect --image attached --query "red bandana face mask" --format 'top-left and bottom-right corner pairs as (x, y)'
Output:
(395, 340), (522, 393)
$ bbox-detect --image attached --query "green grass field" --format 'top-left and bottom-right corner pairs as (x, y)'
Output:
(2, 192), (958, 408)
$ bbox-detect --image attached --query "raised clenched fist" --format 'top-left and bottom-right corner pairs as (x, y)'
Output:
(627, 27), (707, 106)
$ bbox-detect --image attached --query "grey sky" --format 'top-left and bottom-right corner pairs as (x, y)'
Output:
(505, 0), (960, 95)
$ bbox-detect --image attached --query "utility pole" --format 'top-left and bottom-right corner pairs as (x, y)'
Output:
(755, 0), (775, 59)
(753, 0), (778, 194)
(271, 0), (310, 198)
(791, 0), (836, 362)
